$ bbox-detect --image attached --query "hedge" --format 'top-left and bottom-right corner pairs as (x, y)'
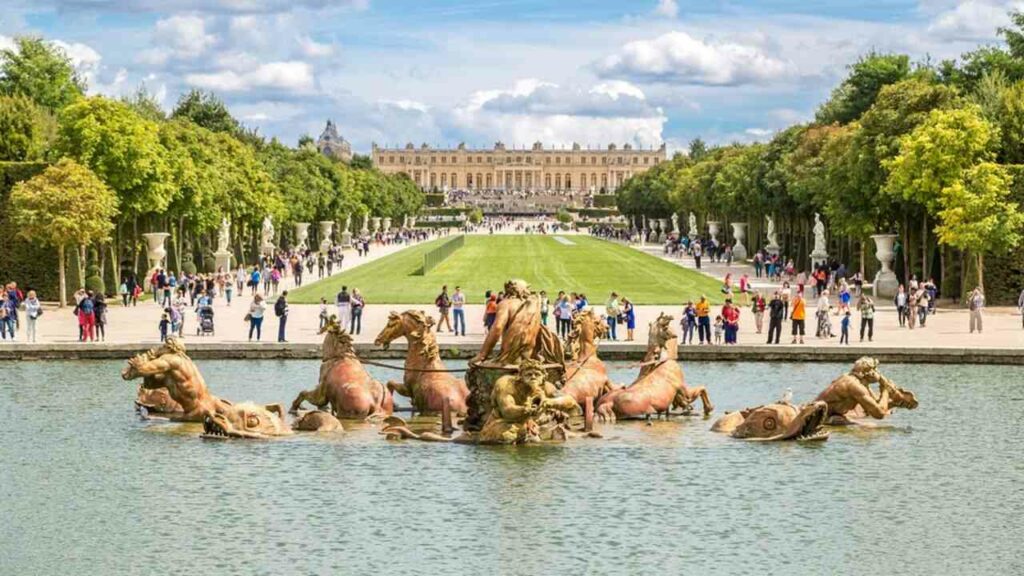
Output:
(576, 208), (620, 219)
(414, 221), (461, 229)
(424, 193), (446, 207)
(577, 220), (627, 229)
(592, 194), (617, 208)
(423, 207), (470, 216)
(0, 161), (73, 302)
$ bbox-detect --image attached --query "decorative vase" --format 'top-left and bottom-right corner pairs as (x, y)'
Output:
(871, 233), (899, 298)
(730, 222), (748, 260)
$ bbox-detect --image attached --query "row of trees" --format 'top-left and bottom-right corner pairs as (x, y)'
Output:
(0, 37), (423, 304)
(617, 13), (1024, 300)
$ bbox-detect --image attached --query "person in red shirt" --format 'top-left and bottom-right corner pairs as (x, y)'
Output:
(722, 299), (740, 344)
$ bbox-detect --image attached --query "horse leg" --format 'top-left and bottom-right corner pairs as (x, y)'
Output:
(596, 402), (616, 423)
(289, 387), (327, 414)
(387, 380), (412, 399)
(683, 386), (715, 416)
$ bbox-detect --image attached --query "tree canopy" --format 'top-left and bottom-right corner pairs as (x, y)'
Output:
(0, 37), (85, 111)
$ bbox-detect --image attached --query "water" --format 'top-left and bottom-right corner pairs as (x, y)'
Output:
(1, 360), (1022, 575)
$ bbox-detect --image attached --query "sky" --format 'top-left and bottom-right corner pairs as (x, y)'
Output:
(1, 0), (1020, 154)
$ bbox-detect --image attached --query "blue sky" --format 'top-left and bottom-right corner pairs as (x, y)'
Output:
(1, 0), (1017, 153)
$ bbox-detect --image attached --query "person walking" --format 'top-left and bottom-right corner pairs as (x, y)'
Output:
(968, 287), (985, 334)
(894, 285), (908, 328)
(751, 291), (766, 334)
(77, 291), (96, 342)
(681, 301), (697, 345)
(539, 290), (550, 326)
(859, 295), (875, 342)
(435, 285), (453, 333)
(336, 286), (352, 329)
(350, 288), (364, 335)
(767, 291), (784, 344)
(451, 286), (466, 336)
(604, 292), (620, 341)
(119, 280), (129, 307)
(622, 297), (636, 341)
(840, 311), (851, 345)
(275, 291), (289, 342)
(790, 291), (806, 344)
(722, 299), (740, 344)
(696, 295), (711, 345)
(248, 294), (266, 341)
(23, 290), (41, 343)
(556, 293), (572, 338)
(93, 293), (108, 342)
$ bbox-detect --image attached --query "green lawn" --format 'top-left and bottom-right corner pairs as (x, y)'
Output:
(289, 235), (724, 305)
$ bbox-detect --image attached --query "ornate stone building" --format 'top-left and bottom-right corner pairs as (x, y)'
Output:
(316, 120), (352, 163)
(371, 141), (666, 192)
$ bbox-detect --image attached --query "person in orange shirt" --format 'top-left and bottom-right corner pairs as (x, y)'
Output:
(484, 291), (498, 330)
(695, 295), (712, 344)
(790, 291), (806, 344)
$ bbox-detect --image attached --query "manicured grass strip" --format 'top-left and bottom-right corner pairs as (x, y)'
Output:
(289, 235), (725, 305)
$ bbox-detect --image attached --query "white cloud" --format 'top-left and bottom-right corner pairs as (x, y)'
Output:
(449, 79), (666, 148)
(297, 35), (335, 58)
(927, 1), (1023, 40)
(154, 14), (216, 59)
(597, 31), (796, 86)
(185, 60), (315, 92)
(744, 127), (773, 137)
(0, 35), (15, 52)
(39, 0), (370, 15)
(654, 0), (679, 19)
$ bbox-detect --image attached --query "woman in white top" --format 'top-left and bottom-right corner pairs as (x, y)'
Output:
(248, 295), (266, 341)
(23, 290), (42, 343)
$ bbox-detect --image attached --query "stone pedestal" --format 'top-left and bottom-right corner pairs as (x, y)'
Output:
(142, 232), (170, 289)
(810, 248), (829, 268)
(730, 222), (748, 260)
(214, 250), (232, 273)
(294, 222), (311, 251)
(707, 221), (721, 244)
(871, 234), (899, 298)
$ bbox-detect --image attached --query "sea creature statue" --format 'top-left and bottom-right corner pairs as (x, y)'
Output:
(814, 357), (918, 425)
(293, 410), (344, 432)
(473, 359), (579, 444)
(710, 401), (830, 442)
(135, 386), (183, 414)
(595, 313), (714, 422)
(562, 309), (615, 407)
(121, 337), (230, 422)
(374, 310), (470, 415)
(202, 402), (293, 439)
(290, 316), (393, 419)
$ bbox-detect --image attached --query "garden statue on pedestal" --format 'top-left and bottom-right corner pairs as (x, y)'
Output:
(688, 212), (698, 240)
(214, 218), (232, 272)
(765, 216), (780, 256)
(811, 213), (828, 266)
(261, 216), (275, 256)
(671, 213), (679, 235)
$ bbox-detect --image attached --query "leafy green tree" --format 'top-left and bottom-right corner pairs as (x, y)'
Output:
(688, 138), (709, 161)
(0, 94), (55, 161)
(56, 96), (173, 218)
(122, 86), (166, 122)
(934, 162), (1024, 290)
(816, 52), (911, 124)
(995, 81), (1024, 164)
(170, 89), (240, 134)
(10, 159), (118, 306)
(350, 153), (373, 170)
(885, 106), (997, 212)
(0, 37), (85, 110)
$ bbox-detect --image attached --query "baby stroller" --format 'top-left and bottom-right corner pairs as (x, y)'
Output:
(196, 305), (215, 336)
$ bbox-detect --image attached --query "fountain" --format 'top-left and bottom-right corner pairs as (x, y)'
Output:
(871, 234), (899, 298)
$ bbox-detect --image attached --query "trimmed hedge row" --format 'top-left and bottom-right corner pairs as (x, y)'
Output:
(414, 221), (461, 229)
(423, 207), (471, 216)
(592, 194), (617, 208)
(424, 193), (446, 207)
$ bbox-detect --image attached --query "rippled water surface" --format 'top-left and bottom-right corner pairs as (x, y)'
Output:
(2, 360), (1022, 575)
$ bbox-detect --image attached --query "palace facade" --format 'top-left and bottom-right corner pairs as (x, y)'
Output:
(371, 141), (667, 192)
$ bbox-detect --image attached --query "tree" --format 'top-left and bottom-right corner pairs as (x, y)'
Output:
(885, 106), (998, 215)
(0, 37), (85, 110)
(934, 162), (1024, 290)
(688, 138), (709, 161)
(122, 86), (166, 122)
(816, 52), (911, 124)
(0, 94), (55, 161)
(10, 159), (118, 306)
(170, 90), (240, 134)
(350, 153), (373, 170)
(56, 96), (173, 218)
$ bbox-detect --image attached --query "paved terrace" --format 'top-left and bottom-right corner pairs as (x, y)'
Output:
(3, 227), (1023, 362)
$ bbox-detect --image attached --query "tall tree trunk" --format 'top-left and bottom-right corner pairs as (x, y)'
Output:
(78, 244), (87, 288)
(57, 245), (67, 307)
(859, 241), (865, 277)
(132, 216), (140, 276)
(976, 252), (985, 293)
(921, 214), (928, 281)
(902, 214), (910, 284)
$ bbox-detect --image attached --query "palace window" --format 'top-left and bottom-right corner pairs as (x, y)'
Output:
(545, 174), (551, 188)
(441, 156), (447, 164)
(476, 173), (483, 189)
(441, 173), (447, 187)
(566, 175), (572, 189)
(451, 173), (458, 187)
(486, 173), (493, 187)
(633, 157), (638, 164)
(590, 173), (597, 187)
(430, 173), (436, 187)
(555, 174), (562, 189)
(601, 174), (608, 187)
(555, 157), (561, 165)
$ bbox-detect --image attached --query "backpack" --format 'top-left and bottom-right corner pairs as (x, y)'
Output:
(274, 298), (286, 317)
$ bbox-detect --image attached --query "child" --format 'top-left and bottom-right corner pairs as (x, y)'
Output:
(319, 297), (328, 329)
(713, 315), (724, 345)
(159, 312), (170, 342)
(840, 311), (851, 345)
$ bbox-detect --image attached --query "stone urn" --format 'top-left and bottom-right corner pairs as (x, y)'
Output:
(731, 222), (748, 260)
(871, 234), (899, 298)
(383, 217), (392, 232)
(294, 222), (311, 250)
(319, 221), (334, 253)
(371, 217), (382, 234)
(142, 232), (170, 289)
(409, 216), (418, 229)
(360, 215), (369, 236)
(707, 221), (721, 243)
